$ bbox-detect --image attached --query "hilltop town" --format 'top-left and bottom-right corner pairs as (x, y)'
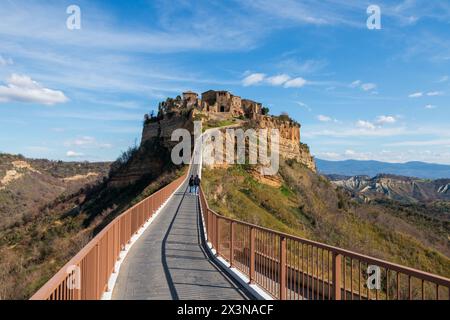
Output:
(141, 90), (316, 172)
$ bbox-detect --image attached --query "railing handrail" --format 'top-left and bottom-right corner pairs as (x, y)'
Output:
(199, 187), (450, 292)
(31, 171), (188, 300)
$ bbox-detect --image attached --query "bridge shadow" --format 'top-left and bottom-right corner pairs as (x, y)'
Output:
(159, 182), (254, 300)
(160, 185), (188, 300)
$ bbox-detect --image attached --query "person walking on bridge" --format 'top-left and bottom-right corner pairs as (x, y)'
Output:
(194, 175), (201, 196)
(188, 175), (194, 194)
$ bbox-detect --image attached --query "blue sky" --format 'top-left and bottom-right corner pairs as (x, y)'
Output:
(0, 0), (449, 163)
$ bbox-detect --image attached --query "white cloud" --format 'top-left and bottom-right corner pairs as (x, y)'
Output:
(296, 101), (311, 111)
(277, 57), (328, 74)
(66, 150), (84, 158)
(0, 74), (68, 105)
(438, 75), (448, 83)
(266, 74), (290, 86)
(0, 55), (13, 66)
(243, 73), (307, 89)
(408, 92), (423, 98)
(317, 152), (341, 159)
(242, 73), (265, 86)
(317, 115), (332, 122)
(361, 83), (377, 91)
(385, 139), (450, 147)
(349, 80), (362, 88)
(356, 120), (376, 130)
(375, 115), (397, 125)
(426, 91), (443, 96)
(344, 149), (356, 156)
(349, 80), (377, 92)
(284, 77), (307, 88)
(64, 136), (112, 149)
(425, 104), (437, 109)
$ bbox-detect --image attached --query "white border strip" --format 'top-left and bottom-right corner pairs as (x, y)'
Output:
(199, 205), (273, 301)
(101, 180), (186, 300)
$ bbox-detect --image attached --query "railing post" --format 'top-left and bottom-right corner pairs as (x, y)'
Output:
(230, 221), (234, 267)
(215, 216), (220, 256)
(96, 243), (100, 300)
(280, 236), (287, 300)
(250, 227), (255, 283)
(332, 252), (342, 300)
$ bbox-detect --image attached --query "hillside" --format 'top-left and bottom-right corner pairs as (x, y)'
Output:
(316, 159), (450, 180)
(328, 174), (450, 203)
(202, 159), (450, 278)
(0, 139), (184, 300)
(0, 153), (111, 230)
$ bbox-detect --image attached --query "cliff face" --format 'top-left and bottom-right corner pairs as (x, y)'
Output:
(141, 113), (194, 148)
(140, 111), (316, 174)
(137, 92), (316, 183)
(251, 116), (316, 172)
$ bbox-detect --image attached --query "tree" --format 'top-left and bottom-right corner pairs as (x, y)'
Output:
(261, 107), (270, 115)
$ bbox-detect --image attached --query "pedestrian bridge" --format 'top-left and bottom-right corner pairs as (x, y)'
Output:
(31, 133), (450, 301)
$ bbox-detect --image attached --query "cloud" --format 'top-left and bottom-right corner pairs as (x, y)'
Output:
(409, 91), (443, 98)
(361, 83), (377, 91)
(426, 91), (443, 96)
(242, 73), (266, 86)
(0, 55), (13, 66)
(64, 136), (112, 149)
(425, 104), (437, 109)
(349, 80), (377, 92)
(266, 74), (290, 86)
(317, 115), (332, 122)
(438, 75), (449, 83)
(344, 149), (356, 156)
(318, 152), (341, 159)
(408, 92), (423, 98)
(296, 101), (311, 111)
(385, 139), (450, 147)
(284, 77), (307, 88)
(243, 73), (307, 88)
(277, 57), (328, 74)
(349, 80), (362, 88)
(0, 74), (68, 105)
(356, 120), (376, 130)
(66, 150), (84, 158)
(375, 115), (397, 125)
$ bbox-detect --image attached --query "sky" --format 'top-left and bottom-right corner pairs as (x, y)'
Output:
(0, 0), (449, 164)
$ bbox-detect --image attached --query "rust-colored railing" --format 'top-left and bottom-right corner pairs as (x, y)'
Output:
(199, 187), (450, 300)
(31, 170), (188, 300)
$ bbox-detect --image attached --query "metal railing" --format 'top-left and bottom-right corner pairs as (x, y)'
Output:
(30, 170), (188, 300)
(199, 187), (450, 300)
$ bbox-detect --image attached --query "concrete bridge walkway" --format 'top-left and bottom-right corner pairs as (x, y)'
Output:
(112, 165), (252, 300)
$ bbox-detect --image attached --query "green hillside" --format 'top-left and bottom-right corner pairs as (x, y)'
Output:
(202, 159), (450, 278)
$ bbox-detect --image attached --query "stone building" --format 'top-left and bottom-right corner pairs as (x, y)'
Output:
(180, 90), (262, 118)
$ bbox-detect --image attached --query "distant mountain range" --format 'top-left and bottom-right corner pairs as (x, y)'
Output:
(316, 159), (450, 180)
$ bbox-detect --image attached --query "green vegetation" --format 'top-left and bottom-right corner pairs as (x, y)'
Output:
(202, 119), (236, 132)
(202, 160), (450, 278)
(0, 140), (185, 299)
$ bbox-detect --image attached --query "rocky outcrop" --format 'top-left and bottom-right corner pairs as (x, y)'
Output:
(141, 113), (194, 149)
(250, 115), (316, 172)
(137, 91), (316, 182)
